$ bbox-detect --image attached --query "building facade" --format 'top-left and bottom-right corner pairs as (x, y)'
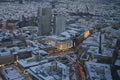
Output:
(37, 7), (52, 35)
(53, 15), (66, 35)
(45, 36), (73, 51)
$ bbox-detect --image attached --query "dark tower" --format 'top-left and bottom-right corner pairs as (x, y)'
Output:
(19, 0), (23, 4)
(99, 31), (102, 54)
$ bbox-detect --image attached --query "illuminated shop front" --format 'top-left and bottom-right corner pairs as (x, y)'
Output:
(56, 39), (73, 51)
(46, 36), (73, 51)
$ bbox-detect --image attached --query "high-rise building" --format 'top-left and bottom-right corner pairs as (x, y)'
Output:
(37, 7), (52, 35)
(53, 15), (66, 35)
(19, 0), (24, 4)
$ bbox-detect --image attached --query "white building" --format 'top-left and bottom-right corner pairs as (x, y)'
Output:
(27, 61), (70, 80)
(45, 35), (73, 51)
(17, 50), (49, 69)
(0, 48), (14, 65)
(85, 62), (112, 80)
(1, 65), (27, 80)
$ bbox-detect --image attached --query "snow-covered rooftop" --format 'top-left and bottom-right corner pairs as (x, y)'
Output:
(85, 62), (112, 80)
(18, 59), (40, 68)
(33, 50), (48, 55)
(17, 49), (49, 68)
(27, 61), (70, 80)
(60, 31), (71, 38)
(0, 48), (11, 56)
(48, 35), (69, 41)
(115, 59), (120, 66)
(1, 66), (26, 80)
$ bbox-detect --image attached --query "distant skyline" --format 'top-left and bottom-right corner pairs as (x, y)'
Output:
(0, 0), (120, 2)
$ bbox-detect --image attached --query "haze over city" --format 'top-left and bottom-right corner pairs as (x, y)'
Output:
(0, 0), (120, 80)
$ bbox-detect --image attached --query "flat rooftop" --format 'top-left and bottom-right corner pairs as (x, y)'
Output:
(27, 61), (70, 80)
(85, 62), (112, 80)
(1, 65), (27, 80)
(0, 48), (11, 56)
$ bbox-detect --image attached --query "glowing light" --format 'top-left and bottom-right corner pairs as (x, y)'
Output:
(93, 29), (97, 33)
(84, 31), (90, 39)
(16, 56), (19, 61)
(59, 44), (65, 50)
(47, 42), (52, 45)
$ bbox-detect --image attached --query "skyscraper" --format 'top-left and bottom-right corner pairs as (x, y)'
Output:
(37, 7), (52, 35)
(19, 0), (24, 4)
(53, 15), (66, 35)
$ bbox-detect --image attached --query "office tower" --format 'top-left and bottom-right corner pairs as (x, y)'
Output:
(37, 7), (52, 35)
(53, 15), (66, 35)
(19, 0), (24, 4)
